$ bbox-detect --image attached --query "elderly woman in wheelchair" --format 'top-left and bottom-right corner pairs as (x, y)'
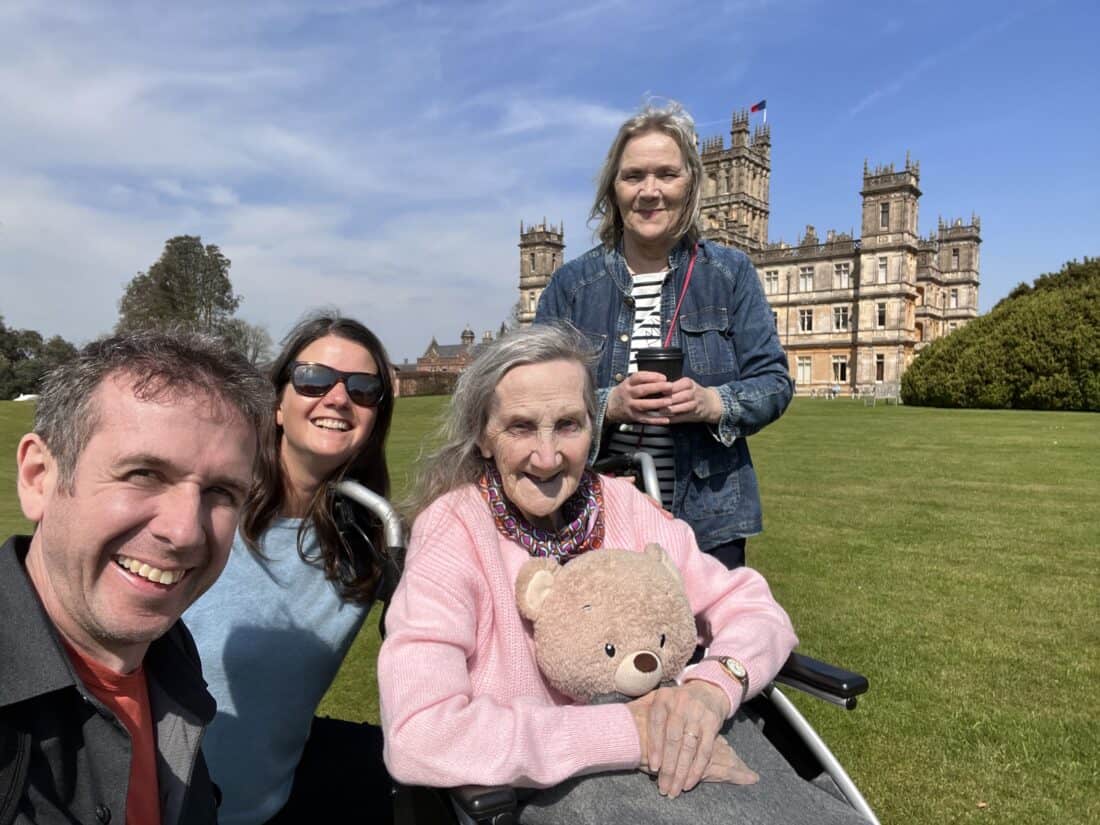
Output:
(378, 323), (871, 824)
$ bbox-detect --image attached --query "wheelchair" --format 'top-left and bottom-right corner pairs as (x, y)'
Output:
(336, 452), (880, 825)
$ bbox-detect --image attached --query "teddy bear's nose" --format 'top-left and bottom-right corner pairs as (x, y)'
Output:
(633, 652), (658, 673)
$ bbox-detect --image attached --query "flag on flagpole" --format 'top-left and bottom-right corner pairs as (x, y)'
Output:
(750, 99), (767, 124)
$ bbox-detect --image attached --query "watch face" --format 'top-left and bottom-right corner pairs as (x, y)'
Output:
(723, 657), (747, 680)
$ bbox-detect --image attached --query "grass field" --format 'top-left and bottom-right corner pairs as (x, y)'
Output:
(2, 398), (1096, 824)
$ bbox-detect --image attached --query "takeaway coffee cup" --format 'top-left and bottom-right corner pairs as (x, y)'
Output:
(635, 347), (684, 382)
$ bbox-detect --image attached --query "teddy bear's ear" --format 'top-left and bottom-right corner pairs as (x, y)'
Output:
(515, 557), (561, 621)
(642, 542), (684, 583)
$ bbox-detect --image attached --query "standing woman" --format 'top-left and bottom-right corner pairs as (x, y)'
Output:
(185, 311), (395, 825)
(536, 100), (793, 568)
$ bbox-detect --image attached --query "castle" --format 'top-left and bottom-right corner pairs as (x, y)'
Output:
(517, 109), (981, 393)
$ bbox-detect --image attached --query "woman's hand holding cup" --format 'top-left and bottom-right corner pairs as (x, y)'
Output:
(607, 374), (723, 426)
(606, 372), (676, 424)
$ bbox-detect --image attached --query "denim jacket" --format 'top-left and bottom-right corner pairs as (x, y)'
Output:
(535, 238), (793, 549)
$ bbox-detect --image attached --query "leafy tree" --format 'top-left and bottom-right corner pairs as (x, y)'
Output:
(222, 318), (274, 366)
(903, 257), (1100, 411)
(0, 317), (78, 399)
(117, 235), (240, 335)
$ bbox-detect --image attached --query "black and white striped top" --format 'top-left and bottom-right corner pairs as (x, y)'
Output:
(606, 270), (676, 507)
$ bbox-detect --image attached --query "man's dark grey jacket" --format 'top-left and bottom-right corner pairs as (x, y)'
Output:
(0, 536), (219, 825)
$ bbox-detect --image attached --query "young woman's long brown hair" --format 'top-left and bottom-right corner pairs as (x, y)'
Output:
(241, 311), (394, 605)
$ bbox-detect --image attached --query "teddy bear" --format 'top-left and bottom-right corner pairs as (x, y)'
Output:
(514, 543), (697, 703)
(515, 544), (756, 788)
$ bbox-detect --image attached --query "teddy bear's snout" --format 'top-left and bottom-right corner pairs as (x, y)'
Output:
(614, 650), (664, 696)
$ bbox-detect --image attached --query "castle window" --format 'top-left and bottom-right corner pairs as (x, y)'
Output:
(832, 356), (848, 382)
(951, 247), (960, 270)
(530, 253), (536, 272)
(833, 305), (849, 331)
(875, 354), (885, 382)
(877, 257), (888, 283)
(949, 322), (958, 331)
(798, 266), (814, 292)
(949, 288), (959, 309)
(528, 290), (537, 311)
(764, 270), (780, 294)
(880, 202), (889, 229)
(876, 302), (887, 328)
(834, 262), (850, 289)
(799, 308), (814, 332)
(796, 356), (811, 386)
(772, 311), (778, 328)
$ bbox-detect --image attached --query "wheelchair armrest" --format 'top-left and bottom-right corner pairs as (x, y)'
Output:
(774, 652), (869, 710)
(449, 784), (518, 825)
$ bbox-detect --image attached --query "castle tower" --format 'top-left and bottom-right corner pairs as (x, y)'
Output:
(460, 326), (475, 347)
(517, 219), (565, 327)
(858, 155), (922, 290)
(698, 108), (771, 254)
(860, 153), (921, 247)
(936, 214), (981, 328)
(854, 155), (923, 386)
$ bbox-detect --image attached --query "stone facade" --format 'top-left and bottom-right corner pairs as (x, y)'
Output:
(758, 155), (980, 392)
(518, 108), (981, 393)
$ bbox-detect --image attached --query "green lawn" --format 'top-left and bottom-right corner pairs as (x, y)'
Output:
(2, 398), (1096, 824)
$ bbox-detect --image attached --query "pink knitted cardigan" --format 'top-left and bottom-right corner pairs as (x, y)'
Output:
(378, 475), (797, 789)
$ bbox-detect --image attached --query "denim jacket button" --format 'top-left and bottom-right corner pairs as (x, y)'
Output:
(614, 373), (624, 382)
(619, 334), (629, 343)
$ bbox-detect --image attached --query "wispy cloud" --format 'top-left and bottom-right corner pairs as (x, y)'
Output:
(850, 5), (1035, 116)
(0, 1), (640, 358)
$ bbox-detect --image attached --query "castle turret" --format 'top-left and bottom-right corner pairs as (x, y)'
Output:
(936, 214), (981, 328)
(517, 219), (565, 326)
(698, 108), (771, 254)
(860, 153), (921, 244)
(731, 109), (750, 148)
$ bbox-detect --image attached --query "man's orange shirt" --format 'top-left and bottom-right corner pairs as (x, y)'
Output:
(64, 641), (162, 825)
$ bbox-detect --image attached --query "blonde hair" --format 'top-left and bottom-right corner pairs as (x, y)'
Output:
(589, 99), (704, 249)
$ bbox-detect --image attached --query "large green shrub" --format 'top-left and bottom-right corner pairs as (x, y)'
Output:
(902, 258), (1100, 410)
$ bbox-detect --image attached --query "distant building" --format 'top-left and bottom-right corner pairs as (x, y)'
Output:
(518, 108), (980, 393)
(396, 326), (505, 396)
(416, 326), (498, 373)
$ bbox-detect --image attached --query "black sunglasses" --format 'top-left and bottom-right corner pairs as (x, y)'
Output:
(289, 361), (385, 408)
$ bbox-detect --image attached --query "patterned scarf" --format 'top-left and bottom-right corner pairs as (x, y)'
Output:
(478, 463), (604, 561)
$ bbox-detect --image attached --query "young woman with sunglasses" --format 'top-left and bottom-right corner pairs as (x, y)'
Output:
(185, 311), (395, 825)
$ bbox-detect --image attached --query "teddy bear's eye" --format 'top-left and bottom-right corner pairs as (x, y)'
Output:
(604, 643), (616, 658)
(659, 634), (666, 648)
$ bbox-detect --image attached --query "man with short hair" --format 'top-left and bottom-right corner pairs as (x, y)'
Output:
(0, 330), (273, 825)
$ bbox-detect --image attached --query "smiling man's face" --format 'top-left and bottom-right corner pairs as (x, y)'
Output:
(18, 373), (256, 672)
(478, 359), (592, 532)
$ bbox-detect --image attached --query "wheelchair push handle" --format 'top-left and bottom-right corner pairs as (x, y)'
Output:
(334, 480), (405, 551)
(591, 451), (661, 504)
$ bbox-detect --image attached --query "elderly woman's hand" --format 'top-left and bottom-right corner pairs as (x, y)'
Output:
(664, 378), (724, 425)
(627, 680), (734, 798)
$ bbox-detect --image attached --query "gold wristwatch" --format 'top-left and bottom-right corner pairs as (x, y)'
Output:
(701, 655), (749, 703)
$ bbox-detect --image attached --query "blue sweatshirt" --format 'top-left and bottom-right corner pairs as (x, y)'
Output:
(184, 520), (369, 825)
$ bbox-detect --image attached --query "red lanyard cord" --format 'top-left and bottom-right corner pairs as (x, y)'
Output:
(663, 244), (698, 348)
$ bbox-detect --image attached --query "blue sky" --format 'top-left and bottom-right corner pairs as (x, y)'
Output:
(1, 0), (1096, 362)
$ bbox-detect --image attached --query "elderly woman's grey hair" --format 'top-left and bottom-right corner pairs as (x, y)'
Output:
(405, 322), (598, 519)
(590, 99), (705, 249)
